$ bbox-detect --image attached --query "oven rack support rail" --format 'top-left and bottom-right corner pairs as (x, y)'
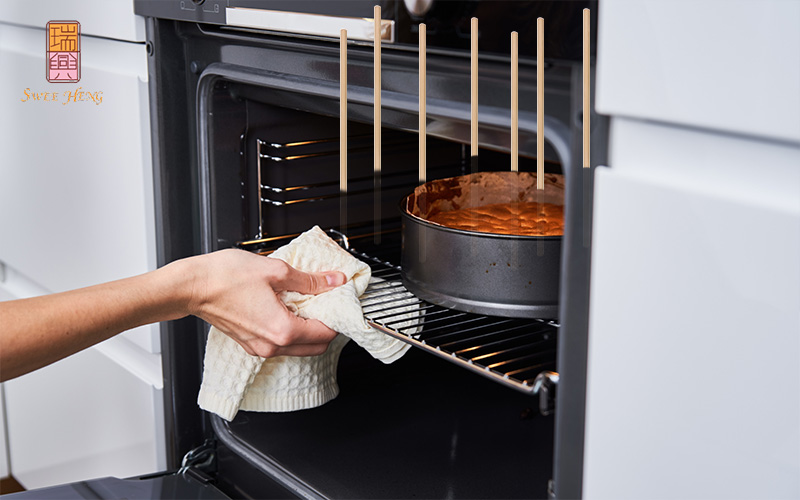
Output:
(353, 248), (560, 405)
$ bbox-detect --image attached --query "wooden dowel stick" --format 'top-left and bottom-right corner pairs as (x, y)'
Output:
(537, 17), (544, 190)
(583, 8), (590, 169)
(374, 5), (382, 242)
(340, 29), (347, 230)
(340, 29), (347, 194)
(511, 31), (518, 172)
(419, 23), (427, 185)
(471, 17), (478, 160)
(374, 5), (381, 177)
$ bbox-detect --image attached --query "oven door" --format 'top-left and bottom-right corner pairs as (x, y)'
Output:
(2, 471), (230, 499)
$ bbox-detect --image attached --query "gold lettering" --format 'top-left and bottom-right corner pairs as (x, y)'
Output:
(94, 91), (103, 105)
(21, 88), (30, 102)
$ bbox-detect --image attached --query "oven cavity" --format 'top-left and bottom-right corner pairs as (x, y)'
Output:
(202, 77), (563, 404)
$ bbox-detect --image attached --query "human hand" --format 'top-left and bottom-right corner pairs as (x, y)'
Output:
(179, 249), (346, 358)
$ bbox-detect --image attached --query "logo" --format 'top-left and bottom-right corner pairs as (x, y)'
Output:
(47, 21), (80, 83)
(18, 20), (101, 105)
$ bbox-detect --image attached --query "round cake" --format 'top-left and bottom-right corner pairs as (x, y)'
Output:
(405, 171), (565, 237)
(426, 201), (563, 236)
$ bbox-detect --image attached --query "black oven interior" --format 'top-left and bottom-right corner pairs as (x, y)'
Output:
(204, 79), (565, 251)
(199, 75), (562, 500)
(142, 5), (605, 498)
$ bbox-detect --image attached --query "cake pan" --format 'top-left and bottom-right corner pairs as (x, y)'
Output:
(400, 172), (564, 319)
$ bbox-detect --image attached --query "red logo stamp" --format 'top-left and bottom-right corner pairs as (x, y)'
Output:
(47, 21), (80, 83)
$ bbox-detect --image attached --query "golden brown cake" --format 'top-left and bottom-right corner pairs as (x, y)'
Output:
(427, 201), (564, 236)
(405, 171), (565, 237)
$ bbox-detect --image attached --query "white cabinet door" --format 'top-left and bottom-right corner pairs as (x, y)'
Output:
(3, 351), (165, 489)
(583, 119), (800, 499)
(595, 0), (800, 143)
(0, 22), (165, 489)
(0, 23), (158, 354)
(0, 0), (145, 42)
(586, 3), (800, 496)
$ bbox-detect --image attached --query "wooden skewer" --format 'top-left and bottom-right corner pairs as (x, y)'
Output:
(374, 5), (381, 177)
(419, 23), (427, 185)
(583, 8), (590, 169)
(419, 23), (428, 261)
(511, 31), (518, 172)
(471, 17), (478, 170)
(374, 5), (382, 242)
(340, 29), (347, 230)
(340, 29), (347, 195)
(536, 17), (544, 190)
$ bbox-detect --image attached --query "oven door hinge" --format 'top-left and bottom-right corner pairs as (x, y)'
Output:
(532, 371), (559, 416)
(178, 439), (217, 484)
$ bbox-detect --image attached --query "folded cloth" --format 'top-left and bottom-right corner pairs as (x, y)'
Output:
(198, 226), (413, 420)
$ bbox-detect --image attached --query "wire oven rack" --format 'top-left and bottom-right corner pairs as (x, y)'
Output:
(240, 228), (560, 400)
(355, 249), (558, 396)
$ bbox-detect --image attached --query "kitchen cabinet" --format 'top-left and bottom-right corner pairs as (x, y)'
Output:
(0, 1), (165, 489)
(584, 1), (800, 498)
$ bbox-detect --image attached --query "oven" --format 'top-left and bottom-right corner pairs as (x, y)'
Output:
(134, 1), (605, 498)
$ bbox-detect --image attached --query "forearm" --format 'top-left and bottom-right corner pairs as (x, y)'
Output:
(0, 248), (345, 382)
(0, 260), (194, 382)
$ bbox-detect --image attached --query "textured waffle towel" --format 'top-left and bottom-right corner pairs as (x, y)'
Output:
(198, 226), (413, 420)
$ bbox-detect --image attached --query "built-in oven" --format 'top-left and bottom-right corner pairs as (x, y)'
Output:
(134, 1), (605, 498)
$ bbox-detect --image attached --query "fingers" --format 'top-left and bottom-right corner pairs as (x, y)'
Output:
(231, 314), (339, 359)
(279, 314), (340, 346)
(239, 338), (334, 358)
(268, 260), (346, 295)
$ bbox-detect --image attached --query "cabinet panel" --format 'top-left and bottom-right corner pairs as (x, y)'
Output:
(596, 0), (800, 143)
(4, 349), (164, 490)
(0, 24), (158, 354)
(0, 385), (8, 479)
(0, 0), (145, 42)
(583, 120), (800, 498)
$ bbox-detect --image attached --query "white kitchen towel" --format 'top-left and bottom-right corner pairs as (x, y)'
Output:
(198, 226), (415, 420)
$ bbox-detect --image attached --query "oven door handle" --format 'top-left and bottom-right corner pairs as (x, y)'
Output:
(226, 7), (395, 43)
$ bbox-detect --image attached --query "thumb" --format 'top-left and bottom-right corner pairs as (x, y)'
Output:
(274, 265), (346, 295)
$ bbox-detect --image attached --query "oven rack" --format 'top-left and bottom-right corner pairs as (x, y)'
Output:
(353, 248), (559, 398)
(240, 228), (560, 402)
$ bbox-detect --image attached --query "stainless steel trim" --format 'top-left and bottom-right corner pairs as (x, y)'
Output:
(532, 371), (560, 416)
(226, 7), (395, 43)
